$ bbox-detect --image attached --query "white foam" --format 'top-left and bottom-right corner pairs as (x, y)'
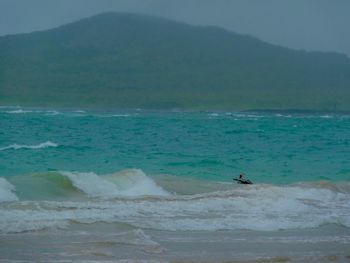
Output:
(275, 113), (292, 118)
(112, 114), (131, 117)
(5, 109), (33, 114)
(0, 208), (69, 233)
(61, 169), (169, 198)
(62, 171), (121, 198)
(4, 108), (61, 115)
(106, 169), (170, 197)
(2, 183), (350, 233)
(93, 113), (133, 118)
(320, 115), (333, 119)
(232, 113), (266, 118)
(0, 178), (18, 202)
(44, 110), (60, 116)
(0, 141), (58, 151)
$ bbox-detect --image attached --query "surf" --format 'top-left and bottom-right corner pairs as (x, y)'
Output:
(1, 172), (349, 233)
(0, 178), (18, 202)
(0, 141), (58, 151)
(6, 169), (170, 200)
(61, 169), (169, 198)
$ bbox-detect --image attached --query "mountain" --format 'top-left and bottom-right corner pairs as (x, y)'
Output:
(0, 12), (350, 110)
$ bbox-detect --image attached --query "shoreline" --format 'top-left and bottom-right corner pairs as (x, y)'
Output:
(1, 224), (349, 262)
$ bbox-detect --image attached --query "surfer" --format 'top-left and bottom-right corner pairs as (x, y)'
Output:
(233, 174), (253, 184)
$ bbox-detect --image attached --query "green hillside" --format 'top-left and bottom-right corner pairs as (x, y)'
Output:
(0, 12), (350, 110)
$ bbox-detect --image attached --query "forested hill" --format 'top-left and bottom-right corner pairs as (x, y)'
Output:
(1, 12), (350, 110)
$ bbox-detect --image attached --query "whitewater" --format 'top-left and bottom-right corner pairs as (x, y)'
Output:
(1, 170), (350, 234)
(0, 107), (349, 262)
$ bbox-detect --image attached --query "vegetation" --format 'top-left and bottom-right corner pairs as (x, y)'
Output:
(1, 12), (350, 110)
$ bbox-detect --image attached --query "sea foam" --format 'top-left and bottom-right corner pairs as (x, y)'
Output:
(0, 178), (18, 202)
(5, 109), (33, 114)
(4, 108), (60, 115)
(1, 182), (349, 233)
(0, 141), (58, 151)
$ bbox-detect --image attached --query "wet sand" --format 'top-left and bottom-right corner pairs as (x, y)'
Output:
(1, 223), (349, 262)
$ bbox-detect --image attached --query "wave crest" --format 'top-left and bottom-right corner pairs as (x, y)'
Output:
(0, 141), (58, 151)
(61, 169), (170, 198)
(0, 178), (18, 202)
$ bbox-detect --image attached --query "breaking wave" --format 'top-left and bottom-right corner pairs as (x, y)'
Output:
(0, 172), (349, 233)
(4, 169), (170, 200)
(4, 109), (60, 115)
(61, 169), (170, 198)
(5, 109), (34, 114)
(0, 141), (58, 151)
(0, 178), (18, 202)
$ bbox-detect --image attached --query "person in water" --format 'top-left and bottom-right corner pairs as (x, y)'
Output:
(234, 174), (253, 184)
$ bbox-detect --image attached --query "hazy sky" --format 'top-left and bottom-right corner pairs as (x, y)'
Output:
(1, 0), (349, 56)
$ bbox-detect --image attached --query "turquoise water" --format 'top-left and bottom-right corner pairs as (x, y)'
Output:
(0, 107), (350, 235)
(1, 108), (349, 183)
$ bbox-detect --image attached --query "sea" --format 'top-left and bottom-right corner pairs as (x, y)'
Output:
(0, 107), (349, 262)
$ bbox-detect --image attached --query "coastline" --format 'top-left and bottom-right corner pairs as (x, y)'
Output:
(1, 104), (350, 115)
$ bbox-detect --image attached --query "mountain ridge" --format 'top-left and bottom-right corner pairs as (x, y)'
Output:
(1, 12), (349, 110)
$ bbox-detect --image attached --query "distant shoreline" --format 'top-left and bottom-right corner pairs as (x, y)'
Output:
(1, 104), (350, 114)
(1, 13), (350, 113)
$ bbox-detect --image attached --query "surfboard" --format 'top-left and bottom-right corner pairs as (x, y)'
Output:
(233, 178), (253, 184)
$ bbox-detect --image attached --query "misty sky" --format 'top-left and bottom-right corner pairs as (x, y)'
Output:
(1, 0), (349, 56)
